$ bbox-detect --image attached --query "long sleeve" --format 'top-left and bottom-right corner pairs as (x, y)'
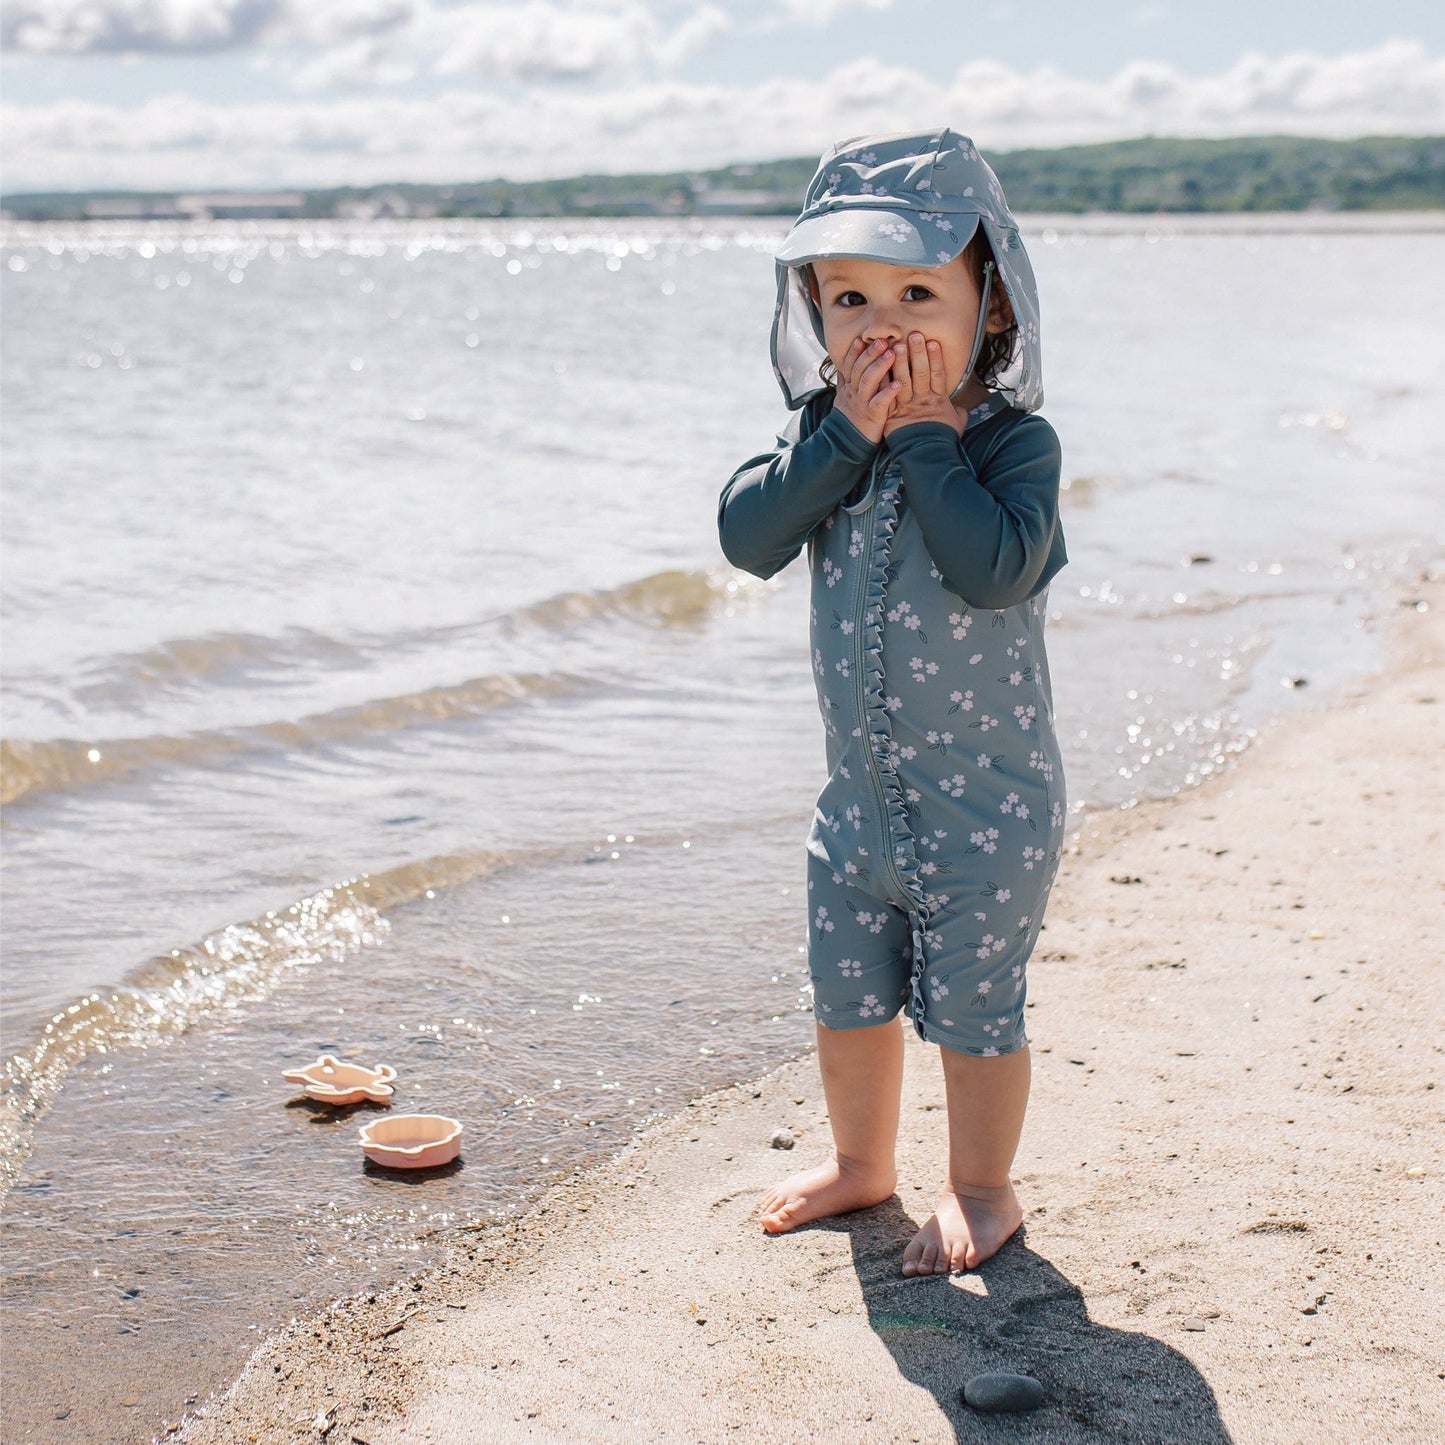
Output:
(883, 414), (1067, 609)
(718, 404), (879, 580)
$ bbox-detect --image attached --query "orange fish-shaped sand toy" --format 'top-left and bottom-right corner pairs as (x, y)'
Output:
(282, 1054), (397, 1106)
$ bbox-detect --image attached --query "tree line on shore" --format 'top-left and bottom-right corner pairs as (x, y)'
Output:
(3, 134), (1441, 222)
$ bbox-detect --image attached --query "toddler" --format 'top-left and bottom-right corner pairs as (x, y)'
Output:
(717, 129), (1067, 1275)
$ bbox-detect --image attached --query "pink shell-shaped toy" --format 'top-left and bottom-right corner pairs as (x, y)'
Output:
(358, 1113), (463, 1169)
(282, 1054), (397, 1106)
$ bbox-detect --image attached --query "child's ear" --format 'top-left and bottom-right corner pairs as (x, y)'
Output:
(985, 277), (1015, 335)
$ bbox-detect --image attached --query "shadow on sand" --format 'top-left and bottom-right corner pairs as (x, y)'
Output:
(815, 1199), (1234, 1443)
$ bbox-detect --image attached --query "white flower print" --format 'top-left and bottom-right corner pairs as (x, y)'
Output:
(976, 753), (992, 768)
(939, 774), (967, 798)
(815, 906), (834, 934)
(1008, 670), (1023, 686)
(970, 652), (984, 665)
(1014, 703), (1037, 730)
(949, 689), (974, 713)
(905, 787), (922, 803)
(1028, 750), (1055, 782)
(968, 827), (1000, 854)
(858, 994), (886, 1018)
(884, 695), (902, 712)
(834, 657), (851, 678)
(813, 647), (824, 678)
(948, 611), (973, 639)
(1016, 803), (1031, 822)
(1022, 845), (1044, 871)
(855, 910), (886, 935)
(843, 860), (858, 875)
(856, 150), (877, 165)
(974, 973), (994, 991)
(875, 219), (910, 243)
(822, 557), (842, 588)
(936, 251), (952, 264)
(844, 803), (862, 830)
(1001, 792), (1021, 815)
(838, 958), (863, 978)
(974, 714), (999, 731)
(929, 977), (950, 1002)
(982, 1046), (1000, 1057)
(848, 528), (863, 558)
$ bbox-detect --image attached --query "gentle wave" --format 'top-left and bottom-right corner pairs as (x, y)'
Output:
(2, 570), (760, 806)
(0, 667), (585, 805)
(59, 567), (745, 708)
(0, 845), (561, 1197)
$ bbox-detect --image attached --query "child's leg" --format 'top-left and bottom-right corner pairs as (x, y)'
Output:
(901, 1045), (1030, 1275)
(759, 1017), (903, 1233)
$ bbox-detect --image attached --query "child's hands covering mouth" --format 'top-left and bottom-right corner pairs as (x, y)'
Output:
(832, 336), (905, 444)
(881, 331), (965, 438)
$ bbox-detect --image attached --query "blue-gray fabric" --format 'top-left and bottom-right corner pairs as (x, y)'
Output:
(718, 394), (1067, 1054)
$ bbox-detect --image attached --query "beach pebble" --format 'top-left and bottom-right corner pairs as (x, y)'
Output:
(962, 1372), (1044, 1413)
(769, 1128), (795, 1150)
(1183, 1317), (1207, 1331)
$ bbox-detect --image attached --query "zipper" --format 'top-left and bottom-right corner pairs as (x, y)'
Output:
(851, 472), (914, 908)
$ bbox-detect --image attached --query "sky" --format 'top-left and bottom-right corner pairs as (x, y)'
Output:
(2, 0), (1443, 194)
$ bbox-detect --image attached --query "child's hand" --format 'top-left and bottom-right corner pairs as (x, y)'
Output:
(832, 337), (903, 445)
(881, 332), (964, 439)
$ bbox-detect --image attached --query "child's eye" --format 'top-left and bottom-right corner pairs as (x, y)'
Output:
(834, 291), (866, 308)
(904, 285), (934, 301)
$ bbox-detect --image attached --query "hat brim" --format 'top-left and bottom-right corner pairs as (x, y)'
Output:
(775, 207), (981, 269)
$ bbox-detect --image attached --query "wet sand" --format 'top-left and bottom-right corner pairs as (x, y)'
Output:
(175, 574), (1445, 1445)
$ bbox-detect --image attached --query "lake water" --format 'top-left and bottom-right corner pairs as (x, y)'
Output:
(1, 213), (1441, 1442)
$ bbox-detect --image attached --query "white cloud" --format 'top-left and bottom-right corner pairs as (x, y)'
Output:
(2, 42), (1441, 192)
(0, 0), (727, 80)
(775, 0), (894, 26)
(423, 1), (727, 85)
(0, 0), (425, 56)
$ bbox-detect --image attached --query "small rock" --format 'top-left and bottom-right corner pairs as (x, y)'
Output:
(1182, 1317), (1206, 1331)
(962, 1372), (1044, 1413)
(769, 1129), (794, 1150)
(1405, 1166), (1426, 1178)
(792, 1096), (806, 1105)
(120, 1397), (140, 1408)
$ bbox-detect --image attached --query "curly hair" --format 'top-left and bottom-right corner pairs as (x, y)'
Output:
(804, 228), (1019, 394)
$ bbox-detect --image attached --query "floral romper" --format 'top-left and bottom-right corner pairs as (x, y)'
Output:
(719, 391), (1067, 1055)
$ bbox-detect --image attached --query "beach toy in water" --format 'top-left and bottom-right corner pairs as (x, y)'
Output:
(282, 1054), (398, 1106)
(358, 1113), (463, 1169)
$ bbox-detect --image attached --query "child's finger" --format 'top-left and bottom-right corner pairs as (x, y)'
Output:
(840, 336), (870, 385)
(857, 346), (896, 396)
(907, 332), (933, 393)
(889, 345), (913, 404)
(926, 337), (948, 395)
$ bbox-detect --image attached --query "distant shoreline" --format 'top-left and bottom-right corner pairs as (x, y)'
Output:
(3, 133), (1442, 223)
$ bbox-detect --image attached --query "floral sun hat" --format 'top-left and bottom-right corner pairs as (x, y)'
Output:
(769, 127), (1043, 413)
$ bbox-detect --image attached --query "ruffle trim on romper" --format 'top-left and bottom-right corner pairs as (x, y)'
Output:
(859, 471), (936, 1041)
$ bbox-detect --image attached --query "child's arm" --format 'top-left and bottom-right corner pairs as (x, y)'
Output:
(885, 417), (1066, 609)
(717, 402), (878, 580)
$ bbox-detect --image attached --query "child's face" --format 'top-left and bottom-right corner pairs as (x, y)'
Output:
(809, 252), (1003, 399)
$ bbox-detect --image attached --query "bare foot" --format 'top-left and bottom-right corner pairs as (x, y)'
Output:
(758, 1155), (897, 1234)
(901, 1181), (1023, 1275)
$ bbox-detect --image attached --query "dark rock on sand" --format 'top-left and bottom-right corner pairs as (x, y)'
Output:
(962, 1371), (1045, 1412)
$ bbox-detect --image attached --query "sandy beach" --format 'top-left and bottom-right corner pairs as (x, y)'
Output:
(168, 569), (1444, 1445)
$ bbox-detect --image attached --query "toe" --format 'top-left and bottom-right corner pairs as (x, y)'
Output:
(918, 1241), (941, 1275)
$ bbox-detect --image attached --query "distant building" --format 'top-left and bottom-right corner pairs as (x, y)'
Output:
(82, 197), (189, 220)
(174, 191), (307, 219)
(334, 189), (415, 220)
(692, 185), (797, 214)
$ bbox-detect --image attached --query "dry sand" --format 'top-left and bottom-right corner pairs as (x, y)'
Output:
(182, 579), (1444, 1445)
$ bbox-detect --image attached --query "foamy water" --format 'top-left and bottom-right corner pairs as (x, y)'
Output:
(1, 214), (1441, 1440)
